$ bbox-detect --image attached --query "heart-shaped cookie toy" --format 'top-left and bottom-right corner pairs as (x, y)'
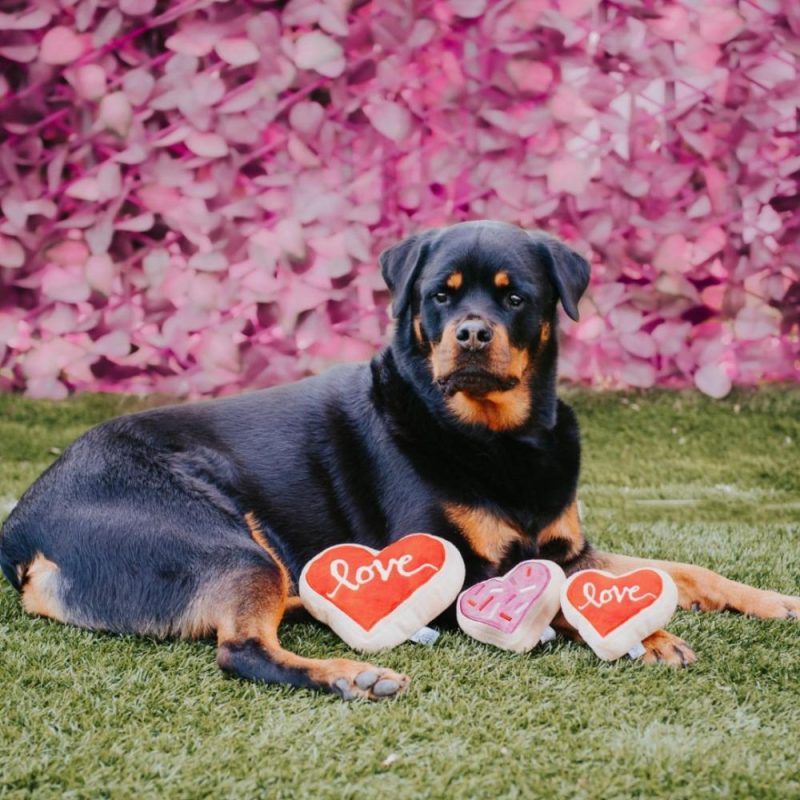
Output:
(299, 534), (465, 652)
(560, 568), (678, 660)
(457, 560), (565, 652)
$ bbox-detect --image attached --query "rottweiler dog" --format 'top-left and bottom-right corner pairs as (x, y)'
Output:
(2, 221), (798, 700)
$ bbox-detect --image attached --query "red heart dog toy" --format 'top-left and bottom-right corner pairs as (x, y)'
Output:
(457, 560), (565, 652)
(560, 568), (678, 661)
(299, 534), (465, 652)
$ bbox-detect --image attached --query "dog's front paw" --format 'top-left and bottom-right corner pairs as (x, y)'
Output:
(321, 659), (410, 701)
(640, 629), (696, 667)
(745, 590), (800, 620)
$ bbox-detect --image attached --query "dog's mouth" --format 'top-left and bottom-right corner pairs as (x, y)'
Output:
(436, 368), (520, 397)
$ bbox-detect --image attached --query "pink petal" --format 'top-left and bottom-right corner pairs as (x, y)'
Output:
(507, 60), (553, 94)
(0, 44), (38, 63)
(215, 37), (260, 66)
(85, 254), (115, 294)
(41, 266), (91, 303)
(449, 0), (487, 18)
(699, 8), (744, 43)
(293, 31), (344, 78)
(40, 26), (85, 65)
(166, 23), (220, 56)
(0, 235), (24, 268)
(65, 177), (101, 201)
(98, 92), (133, 137)
(546, 157), (591, 194)
(650, 6), (689, 40)
(120, 0), (156, 15)
(185, 131), (229, 158)
(694, 364), (732, 399)
(116, 213), (154, 232)
(653, 234), (690, 273)
(70, 64), (106, 100)
(549, 86), (594, 123)
(47, 240), (89, 267)
(189, 251), (228, 271)
(289, 101), (325, 136)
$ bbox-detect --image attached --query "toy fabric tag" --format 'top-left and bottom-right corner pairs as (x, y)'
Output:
(560, 568), (678, 661)
(299, 534), (465, 652)
(456, 560), (565, 653)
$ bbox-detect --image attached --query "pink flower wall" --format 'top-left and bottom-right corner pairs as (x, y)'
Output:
(0, 0), (798, 400)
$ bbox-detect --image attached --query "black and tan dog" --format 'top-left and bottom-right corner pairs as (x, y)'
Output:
(2, 221), (798, 700)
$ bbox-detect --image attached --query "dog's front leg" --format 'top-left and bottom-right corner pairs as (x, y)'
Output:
(537, 501), (696, 666)
(590, 551), (800, 621)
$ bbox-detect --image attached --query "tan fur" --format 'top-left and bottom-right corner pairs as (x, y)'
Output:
(444, 504), (522, 563)
(430, 320), (461, 381)
(245, 511), (290, 590)
(446, 272), (463, 290)
(211, 563), (409, 698)
(413, 315), (425, 345)
(431, 323), (532, 431)
(536, 500), (584, 561)
(540, 320), (551, 343)
(494, 271), (510, 288)
(21, 554), (66, 621)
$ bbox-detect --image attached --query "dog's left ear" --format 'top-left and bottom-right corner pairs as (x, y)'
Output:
(528, 232), (590, 321)
(380, 229), (438, 318)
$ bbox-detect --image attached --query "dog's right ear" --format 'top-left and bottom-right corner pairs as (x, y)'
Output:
(379, 230), (437, 318)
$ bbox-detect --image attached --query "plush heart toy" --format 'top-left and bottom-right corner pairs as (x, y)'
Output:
(560, 568), (678, 661)
(299, 533), (465, 652)
(457, 560), (565, 653)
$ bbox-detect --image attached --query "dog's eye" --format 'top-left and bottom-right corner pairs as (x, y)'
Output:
(507, 293), (524, 308)
(433, 291), (449, 304)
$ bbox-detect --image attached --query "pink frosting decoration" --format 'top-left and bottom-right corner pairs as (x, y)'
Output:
(459, 561), (551, 634)
(0, 1), (798, 399)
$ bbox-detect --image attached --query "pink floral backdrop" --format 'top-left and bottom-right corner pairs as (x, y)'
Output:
(0, 0), (798, 400)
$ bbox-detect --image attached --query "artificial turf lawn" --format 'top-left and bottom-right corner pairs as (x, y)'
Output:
(1, 387), (798, 799)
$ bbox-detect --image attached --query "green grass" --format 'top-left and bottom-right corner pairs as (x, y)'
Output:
(1, 387), (799, 799)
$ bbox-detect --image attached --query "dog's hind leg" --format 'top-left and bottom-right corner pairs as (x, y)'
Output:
(196, 552), (410, 701)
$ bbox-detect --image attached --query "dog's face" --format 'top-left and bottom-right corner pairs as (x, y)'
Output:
(381, 221), (590, 432)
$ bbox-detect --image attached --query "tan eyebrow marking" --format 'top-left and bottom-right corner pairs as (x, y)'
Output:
(446, 272), (463, 290)
(494, 271), (510, 288)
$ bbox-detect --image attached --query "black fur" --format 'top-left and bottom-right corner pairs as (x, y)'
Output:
(0, 220), (590, 642)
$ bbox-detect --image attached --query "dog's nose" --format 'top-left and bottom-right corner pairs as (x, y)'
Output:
(455, 318), (493, 351)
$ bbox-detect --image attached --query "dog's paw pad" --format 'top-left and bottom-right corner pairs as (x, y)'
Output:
(372, 678), (402, 697)
(355, 670), (380, 690)
(326, 663), (410, 701)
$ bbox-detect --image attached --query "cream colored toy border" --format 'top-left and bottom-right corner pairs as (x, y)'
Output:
(560, 567), (678, 661)
(298, 535), (466, 653)
(456, 560), (565, 653)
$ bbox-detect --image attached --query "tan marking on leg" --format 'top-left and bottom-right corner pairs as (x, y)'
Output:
(212, 566), (409, 699)
(536, 500), (584, 562)
(244, 511), (290, 590)
(21, 554), (66, 621)
(494, 271), (510, 288)
(446, 271), (462, 290)
(640, 629), (696, 667)
(444, 504), (521, 563)
(593, 551), (800, 619)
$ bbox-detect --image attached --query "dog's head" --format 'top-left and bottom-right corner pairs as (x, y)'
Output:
(380, 221), (590, 433)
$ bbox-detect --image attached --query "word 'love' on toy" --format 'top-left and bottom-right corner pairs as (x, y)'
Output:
(560, 568), (678, 661)
(299, 533), (465, 652)
(457, 560), (565, 653)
